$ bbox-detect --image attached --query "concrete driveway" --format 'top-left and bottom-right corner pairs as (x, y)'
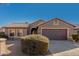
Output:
(4, 39), (79, 56)
(49, 40), (79, 56)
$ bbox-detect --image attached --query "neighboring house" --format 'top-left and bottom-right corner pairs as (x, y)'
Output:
(0, 18), (78, 40)
(74, 24), (79, 35)
(2, 23), (29, 37)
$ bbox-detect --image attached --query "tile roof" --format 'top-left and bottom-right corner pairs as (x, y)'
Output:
(74, 24), (79, 29)
(3, 23), (29, 28)
(30, 19), (45, 27)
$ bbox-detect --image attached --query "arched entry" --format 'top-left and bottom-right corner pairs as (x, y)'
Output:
(31, 27), (38, 34)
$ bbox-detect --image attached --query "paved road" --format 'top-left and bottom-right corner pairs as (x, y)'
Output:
(5, 39), (79, 56)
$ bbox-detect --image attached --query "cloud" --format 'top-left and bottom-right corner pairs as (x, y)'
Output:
(0, 3), (10, 6)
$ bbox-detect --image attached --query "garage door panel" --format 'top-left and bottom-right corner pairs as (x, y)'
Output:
(42, 29), (67, 40)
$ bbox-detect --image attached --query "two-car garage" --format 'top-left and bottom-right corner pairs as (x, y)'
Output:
(42, 29), (67, 40)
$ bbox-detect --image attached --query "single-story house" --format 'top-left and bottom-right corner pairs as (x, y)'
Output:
(1, 23), (29, 37)
(1, 18), (79, 40)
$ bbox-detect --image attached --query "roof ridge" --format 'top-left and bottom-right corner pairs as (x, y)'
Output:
(30, 19), (45, 25)
(38, 18), (76, 27)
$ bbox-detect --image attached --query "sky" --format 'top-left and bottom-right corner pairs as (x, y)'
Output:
(0, 3), (79, 26)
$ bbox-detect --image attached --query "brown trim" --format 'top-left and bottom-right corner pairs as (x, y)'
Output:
(38, 18), (76, 27)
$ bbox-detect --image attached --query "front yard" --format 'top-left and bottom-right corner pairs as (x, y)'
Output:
(4, 39), (79, 56)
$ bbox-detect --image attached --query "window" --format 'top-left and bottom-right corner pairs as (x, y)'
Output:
(17, 32), (22, 36)
(10, 32), (14, 36)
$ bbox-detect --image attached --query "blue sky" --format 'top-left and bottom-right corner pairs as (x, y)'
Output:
(0, 3), (79, 26)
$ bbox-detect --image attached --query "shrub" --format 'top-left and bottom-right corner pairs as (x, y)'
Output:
(72, 34), (79, 42)
(20, 34), (49, 56)
(0, 32), (8, 39)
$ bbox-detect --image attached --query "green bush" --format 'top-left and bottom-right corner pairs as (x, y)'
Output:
(72, 34), (79, 42)
(0, 32), (8, 38)
(20, 34), (49, 56)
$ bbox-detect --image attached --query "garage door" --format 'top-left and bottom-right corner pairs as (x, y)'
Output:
(42, 29), (67, 40)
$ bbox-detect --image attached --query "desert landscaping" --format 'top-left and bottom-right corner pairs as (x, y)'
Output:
(0, 37), (79, 56)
